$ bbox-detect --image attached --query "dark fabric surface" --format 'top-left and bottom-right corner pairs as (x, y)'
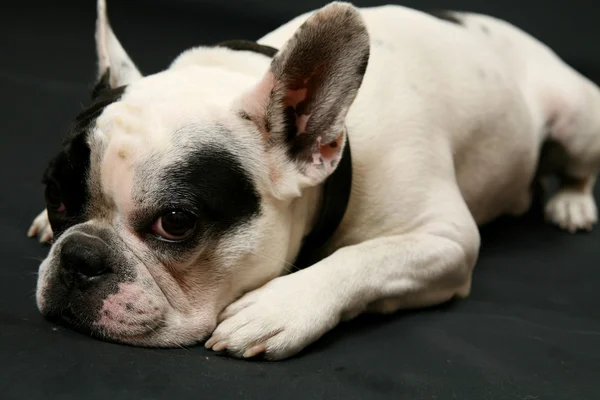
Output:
(1, 1), (599, 399)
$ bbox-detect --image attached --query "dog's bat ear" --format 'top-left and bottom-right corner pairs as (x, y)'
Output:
(94, 0), (142, 91)
(240, 2), (370, 186)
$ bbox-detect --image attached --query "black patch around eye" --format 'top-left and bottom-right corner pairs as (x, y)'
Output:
(43, 133), (92, 236)
(137, 147), (260, 241)
(174, 147), (260, 233)
(42, 75), (127, 237)
(44, 182), (62, 209)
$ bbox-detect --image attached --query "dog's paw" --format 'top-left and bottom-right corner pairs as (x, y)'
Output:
(545, 190), (598, 232)
(27, 209), (53, 243)
(205, 273), (336, 360)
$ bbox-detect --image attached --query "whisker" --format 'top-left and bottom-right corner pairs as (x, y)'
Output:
(23, 256), (45, 263)
(176, 343), (191, 353)
(247, 249), (299, 274)
(144, 323), (158, 335)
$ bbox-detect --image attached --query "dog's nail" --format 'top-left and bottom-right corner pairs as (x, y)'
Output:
(212, 342), (228, 352)
(243, 344), (266, 358)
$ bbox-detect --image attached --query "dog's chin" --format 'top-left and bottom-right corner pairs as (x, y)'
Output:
(45, 308), (212, 348)
(95, 325), (211, 349)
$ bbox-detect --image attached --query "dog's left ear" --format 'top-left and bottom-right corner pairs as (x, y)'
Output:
(241, 2), (370, 187)
(94, 0), (142, 91)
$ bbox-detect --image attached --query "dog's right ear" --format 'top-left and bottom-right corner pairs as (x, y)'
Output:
(93, 0), (142, 96)
(238, 2), (369, 191)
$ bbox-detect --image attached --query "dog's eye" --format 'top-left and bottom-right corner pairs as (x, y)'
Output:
(152, 210), (197, 241)
(44, 183), (65, 212)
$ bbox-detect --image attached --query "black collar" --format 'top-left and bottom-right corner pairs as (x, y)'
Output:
(215, 39), (353, 270)
(294, 138), (353, 269)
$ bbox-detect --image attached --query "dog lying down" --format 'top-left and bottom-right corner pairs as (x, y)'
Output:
(28, 0), (600, 359)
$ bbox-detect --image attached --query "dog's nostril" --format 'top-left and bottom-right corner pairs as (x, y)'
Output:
(60, 234), (111, 284)
(76, 262), (109, 279)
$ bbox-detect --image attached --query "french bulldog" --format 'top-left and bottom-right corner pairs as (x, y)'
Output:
(28, 0), (600, 360)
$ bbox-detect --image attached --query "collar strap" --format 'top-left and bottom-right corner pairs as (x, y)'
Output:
(215, 39), (353, 269)
(294, 137), (352, 269)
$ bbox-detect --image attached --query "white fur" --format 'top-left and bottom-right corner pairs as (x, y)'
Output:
(206, 6), (600, 359)
(545, 177), (598, 232)
(31, 3), (600, 359)
(28, 209), (53, 243)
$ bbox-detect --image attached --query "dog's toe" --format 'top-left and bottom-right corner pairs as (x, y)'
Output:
(545, 190), (597, 232)
(28, 209), (53, 242)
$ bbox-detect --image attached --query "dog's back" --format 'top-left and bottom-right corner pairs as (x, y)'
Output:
(260, 5), (600, 248)
(30, 2), (600, 359)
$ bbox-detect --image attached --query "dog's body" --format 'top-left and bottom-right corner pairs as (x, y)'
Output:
(29, 1), (600, 359)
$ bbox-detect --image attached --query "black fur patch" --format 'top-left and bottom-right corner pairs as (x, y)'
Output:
(215, 40), (278, 58)
(43, 71), (126, 237)
(91, 69), (112, 100)
(283, 106), (298, 143)
(168, 147), (260, 234)
(424, 9), (463, 25)
(132, 144), (260, 253)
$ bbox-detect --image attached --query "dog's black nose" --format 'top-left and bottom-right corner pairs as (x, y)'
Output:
(60, 233), (111, 287)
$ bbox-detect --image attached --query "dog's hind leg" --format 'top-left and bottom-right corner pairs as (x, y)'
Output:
(545, 175), (597, 232)
(540, 80), (600, 232)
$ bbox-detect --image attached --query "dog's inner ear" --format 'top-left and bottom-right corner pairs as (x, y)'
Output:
(94, 0), (142, 93)
(241, 3), (370, 186)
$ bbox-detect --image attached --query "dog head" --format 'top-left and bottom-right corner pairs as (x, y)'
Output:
(35, 0), (369, 346)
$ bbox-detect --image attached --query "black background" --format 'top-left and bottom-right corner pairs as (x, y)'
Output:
(1, 1), (599, 399)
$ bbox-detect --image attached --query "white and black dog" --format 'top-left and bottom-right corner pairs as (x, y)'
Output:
(28, 0), (600, 359)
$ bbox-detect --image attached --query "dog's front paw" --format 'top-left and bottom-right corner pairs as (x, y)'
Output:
(27, 209), (53, 243)
(205, 273), (337, 360)
(545, 190), (598, 232)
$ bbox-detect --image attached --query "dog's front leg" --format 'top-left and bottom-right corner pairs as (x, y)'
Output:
(206, 214), (479, 360)
(27, 209), (53, 243)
